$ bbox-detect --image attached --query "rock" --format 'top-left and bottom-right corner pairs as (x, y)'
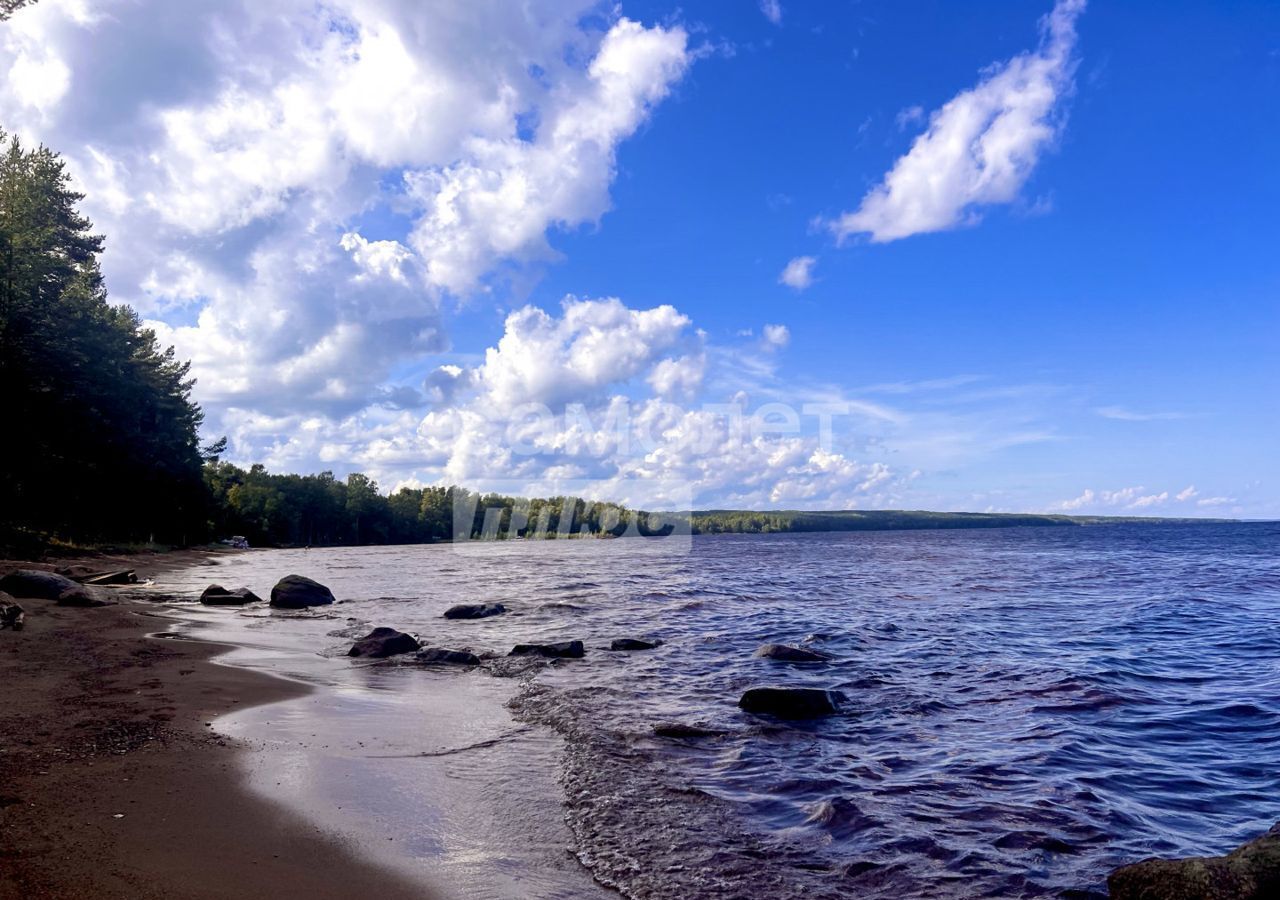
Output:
(509, 640), (585, 659)
(754, 643), (832, 663)
(0, 592), (24, 630)
(653, 722), (727, 738)
(415, 648), (482, 666)
(611, 638), (662, 651)
(443, 602), (506, 620)
(199, 584), (263, 606)
(738, 687), (845, 719)
(348, 627), (421, 658)
(269, 574), (336, 609)
(56, 586), (113, 608)
(1108, 821), (1280, 900)
(0, 569), (78, 600)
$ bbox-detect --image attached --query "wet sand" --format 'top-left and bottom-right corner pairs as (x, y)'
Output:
(0, 550), (440, 899)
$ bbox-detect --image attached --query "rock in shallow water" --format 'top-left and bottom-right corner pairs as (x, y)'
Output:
(754, 643), (832, 662)
(200, 584), (263, 606)
(611, 638), (662, 651)
(443, 602), (506, 620)
(738, 687), (845, 719)
(269, 574), (335, 609)
(653, 722), (727, 738)
(415, 648), (481, 666)
(509, 640), (584, 659)
(1108, 821), (1280, 900)
(0, 569), (77, 600)
(348, 627), (420, 658)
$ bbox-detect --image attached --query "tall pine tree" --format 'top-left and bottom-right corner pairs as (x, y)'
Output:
(0, 129), (207, 547)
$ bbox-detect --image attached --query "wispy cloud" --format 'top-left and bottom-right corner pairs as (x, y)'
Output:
(1096, 406), (1187, 422)
(830, 0), (1085, 243)
(759, 0), (783, 26)
(1055, 485), (1170, 512)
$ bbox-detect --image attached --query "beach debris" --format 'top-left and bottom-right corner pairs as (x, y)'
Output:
(347, 627), (421, 658)
(610, 638), (663, 651)
(414, 648), (482, 666)
(1109, 820), (1280, 900)
(443, 602), (507, 620)
(509, 640), (585, 659)
(269, 574), (336, 609)
(738, 687), (846, 719)
(79, 569), (137, 586)
(0, 592), (24, 630)
(754, 643), (832, 663)
(199, 584), (263, 606)
(0, 569), (77, 600)
(56, 586), (114, 608)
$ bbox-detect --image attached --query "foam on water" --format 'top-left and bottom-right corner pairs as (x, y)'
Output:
(148, 523), (1280, 898)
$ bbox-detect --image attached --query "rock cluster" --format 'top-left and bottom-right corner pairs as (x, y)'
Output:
(200, 585), (263, 606)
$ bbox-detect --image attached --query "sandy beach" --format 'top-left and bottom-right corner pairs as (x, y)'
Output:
(0, 550), (438, 900)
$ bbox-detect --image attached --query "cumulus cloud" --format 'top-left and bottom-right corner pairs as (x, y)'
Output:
(830, 0), (1085, 243)
(778, 255), (816, 290)
(0, 0), (690, 424)
(1054, 485), (1170, 512)
(1176, 485), (1198, 502)
(759, 0), (782, 26)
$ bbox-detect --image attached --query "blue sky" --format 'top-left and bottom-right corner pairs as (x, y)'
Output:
(3, 0), (1278, 516)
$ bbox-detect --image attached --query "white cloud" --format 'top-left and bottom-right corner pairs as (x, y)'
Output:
(1055, 485), (1172, 512)
(1176, 485), (1198, 502)
(0, 0), (691, 426)
(759, 0), (783, 26)
(762, 323), (790, 349)
(778, 255), (817, 290)
(830, 0), (1085, 243)
(1197, 496), (1237, 508)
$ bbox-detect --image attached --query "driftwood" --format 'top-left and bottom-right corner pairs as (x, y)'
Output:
(79, 569), (137, 586)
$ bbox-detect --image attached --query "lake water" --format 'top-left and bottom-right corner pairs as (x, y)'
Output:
(148, 523), (1280, 898)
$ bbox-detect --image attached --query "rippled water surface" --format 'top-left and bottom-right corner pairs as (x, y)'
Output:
(153, 523), (1280, 898)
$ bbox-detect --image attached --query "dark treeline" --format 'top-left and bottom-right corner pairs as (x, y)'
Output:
(690, 509), (1080, 533)
(204, 462), (645, 547)
(1, 130), (208, 551)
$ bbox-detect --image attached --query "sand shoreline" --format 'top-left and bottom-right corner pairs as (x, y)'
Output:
(0, 549), (441, 899)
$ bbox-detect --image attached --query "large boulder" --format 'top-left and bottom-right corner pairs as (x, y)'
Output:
(56, 586), (113, 608)
(509, 640), (585, 659)
(415, 648), (482, 666)
(199, 584), (263, 606)
(348, 627), (421, 658)
(269, 575), (336, 609)
(0, 569), (78, 600)
(738, 687), (845, 719)
(611, 638), (662, 651)
(754, 643), (832, 663)
(0, 592), (24, 630)
(443, 602), (506, 620)
(1108, 822), (1280, 900)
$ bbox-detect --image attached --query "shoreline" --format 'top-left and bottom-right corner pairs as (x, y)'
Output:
(0, 550), (441, 899)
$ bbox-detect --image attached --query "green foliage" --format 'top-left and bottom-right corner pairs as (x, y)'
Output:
(0, 129), (206, 546)
(687, 509), (1080, 534)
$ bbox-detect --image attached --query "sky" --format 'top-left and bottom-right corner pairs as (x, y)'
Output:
(2, 0), (1278, 516)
